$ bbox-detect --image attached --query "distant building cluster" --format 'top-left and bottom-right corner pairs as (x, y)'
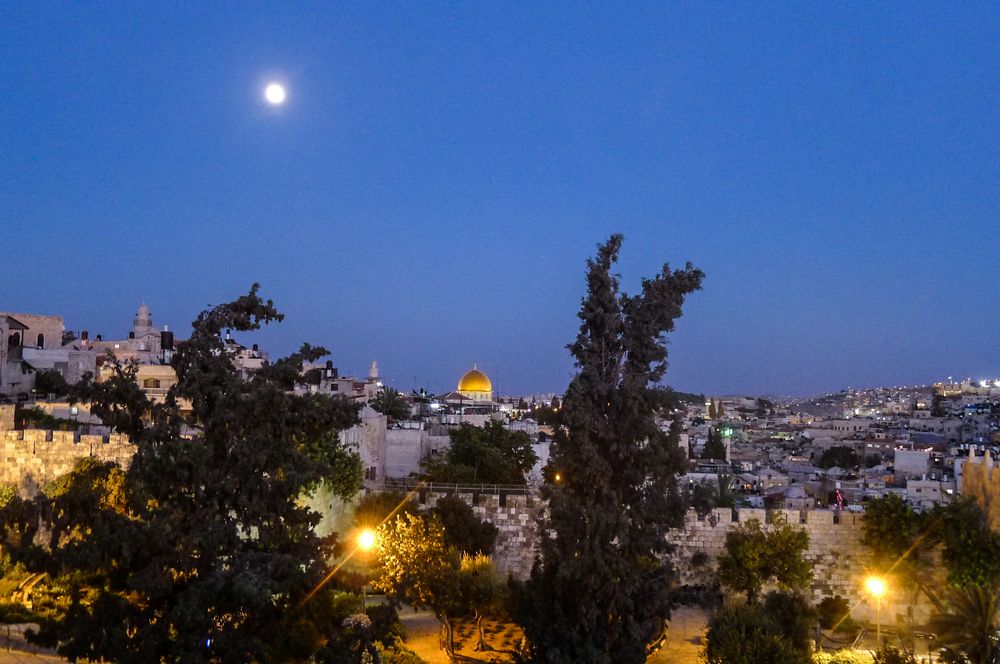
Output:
(3, 301), (998, 520)
(684, 382), (1000, 513)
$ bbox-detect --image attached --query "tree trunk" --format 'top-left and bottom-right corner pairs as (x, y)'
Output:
(437, 613), (456, 661)
(473, 610), (492, 651)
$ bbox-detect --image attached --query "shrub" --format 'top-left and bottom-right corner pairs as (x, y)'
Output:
(762, 591), (817, 651)
(365, 603), (405, 647)
(818, 595), (852, 629)
(872, 645), (917, 664)
(813, 651), (873, 664)
(705, 603), (811, 664)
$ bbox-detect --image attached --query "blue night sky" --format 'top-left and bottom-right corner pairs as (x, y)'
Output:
(2, 4), (998, 397)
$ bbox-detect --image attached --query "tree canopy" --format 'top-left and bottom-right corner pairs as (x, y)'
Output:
(370, 387), (411, 422)
(817, 445), (860, 470)
(517, 234), (703, 663)
(717, 517), (812, 604)
(372, 513), (463, 657)
(421, 421), (537, 485)
(0, 285), (364, 662)
(701, 427), (728, 460)
(429, 495), (498, 556)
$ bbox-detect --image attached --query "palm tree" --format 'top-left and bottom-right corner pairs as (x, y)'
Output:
(371, 387), (411, 423)
(930, 584), (1000, 664)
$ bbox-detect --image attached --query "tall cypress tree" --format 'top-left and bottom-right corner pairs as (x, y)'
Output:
(518, 235), (703, 663)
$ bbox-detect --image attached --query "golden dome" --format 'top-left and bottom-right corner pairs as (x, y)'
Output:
(458, 367), (492, 393)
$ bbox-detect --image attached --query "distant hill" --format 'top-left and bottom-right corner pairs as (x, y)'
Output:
(790, 391), (848, 417)
(664, 387), (706, 406)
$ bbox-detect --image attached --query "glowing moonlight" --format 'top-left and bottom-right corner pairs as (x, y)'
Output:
(264, 83), (286, 105)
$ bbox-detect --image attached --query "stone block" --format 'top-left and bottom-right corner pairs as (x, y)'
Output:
(712, 507), (733, 524)
(737, 508), (766, 524)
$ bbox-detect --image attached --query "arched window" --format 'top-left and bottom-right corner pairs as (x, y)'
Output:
(142, 378), (161, 389)
(36, 333), (44, 348)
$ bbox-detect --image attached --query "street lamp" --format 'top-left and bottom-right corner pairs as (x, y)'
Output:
(357, 529), (377, 609)
(865, 576), (887, 648)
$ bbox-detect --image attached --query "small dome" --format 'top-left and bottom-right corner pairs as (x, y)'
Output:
(458, 368), (492, 393)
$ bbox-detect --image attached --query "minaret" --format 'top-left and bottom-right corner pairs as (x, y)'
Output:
(369, 361), (379, 381)
(133, 303), (153, 337)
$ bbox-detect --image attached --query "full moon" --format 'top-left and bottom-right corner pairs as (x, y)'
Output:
(264, 83), (286, 105)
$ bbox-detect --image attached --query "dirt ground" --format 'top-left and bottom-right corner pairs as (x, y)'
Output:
(400, 606), (708, 664)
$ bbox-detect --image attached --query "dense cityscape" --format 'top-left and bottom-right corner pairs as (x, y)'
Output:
(2, 294), (999, 663)
(4, 4), (1000, 664)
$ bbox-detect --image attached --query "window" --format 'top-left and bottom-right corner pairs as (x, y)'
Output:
(8, 332), (20, 348)
(142, 378), (161, 389)
(36, 333), (44, 348)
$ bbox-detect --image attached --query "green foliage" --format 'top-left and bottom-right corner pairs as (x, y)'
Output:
(860, 492), (938, 606)
(687, 480), (719, 517)
(373, 513), (460, 614)
(519, 235), (703, 664)
(931, 394), (948, 418)
(365, 604), (406, 648)
(0, 286), (364, 663)
(373, 513), (462, 656)
(686, 474), (735, 517)
(929, 583), (1000, 664)
(818, 446), (861, 470)
(421, 421), (537, 485)
(933, 497), (1000, 588)
(818, 595), (852, 630)
(529, 404), (561, 426)
(701, 427), (728, 460)
(0, 484), (15, 509)
(717, 517), (812, 603)
(762, 591), (817, 652)
(371, 387), (412, 422)
(374, 642), (426, 664)
(429, 495), (498, 555)
(704, 602), (811, 664)
(13, 405), (78, 431)
(872, 645), (917, 664)
(813, 651), (874, 664)
(353, 490), (418, 530)
(708, 400), (718, 419)
(460, 553), (506, 651)
(33, 369), (69, 397)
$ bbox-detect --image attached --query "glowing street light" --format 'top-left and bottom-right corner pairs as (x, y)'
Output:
(865, 576), (887, 648)
(357, 528), (378, 609)
(357, 528), (377, 552)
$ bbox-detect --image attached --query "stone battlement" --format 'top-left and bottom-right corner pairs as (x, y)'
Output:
(421, 490), (538, 580)
(1, 429), (136, 490)
(669, 507), (936, 625)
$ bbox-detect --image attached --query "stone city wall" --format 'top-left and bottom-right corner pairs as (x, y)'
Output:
(668, 507), (938, 625)
(0, 428), (136, 492)
(421, 491), (538, 580)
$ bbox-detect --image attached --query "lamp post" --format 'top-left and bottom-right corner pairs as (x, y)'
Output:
(865, 576), (887, 649)
(357, 529), (377, 609)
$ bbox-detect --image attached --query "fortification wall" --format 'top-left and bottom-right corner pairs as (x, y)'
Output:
(0, 429), (136, 492)
(668, 507), (937, 625)
(422, 491), (538, 580)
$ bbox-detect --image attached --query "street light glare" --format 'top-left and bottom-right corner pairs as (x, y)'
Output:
(358, 529), (376, 552)
(865, 576), (886, 598)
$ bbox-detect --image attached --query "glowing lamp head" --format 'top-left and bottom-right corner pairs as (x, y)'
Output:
(264, 82), (287, 105)
(358, 529), (376, 552)
(865, 576), (886, 598)
(553, 472), (562, 483)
